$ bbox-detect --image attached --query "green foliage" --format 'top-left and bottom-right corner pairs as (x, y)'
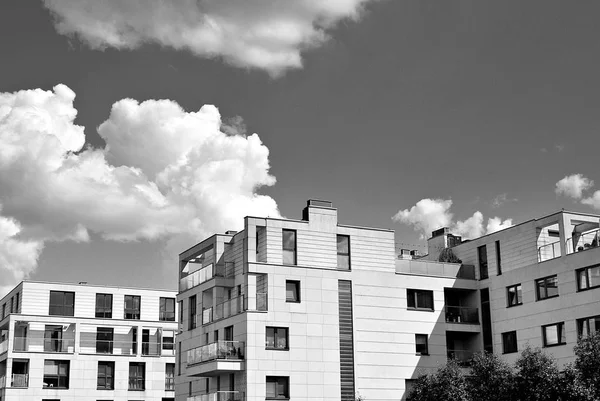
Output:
(514, 345), (560, 401)
(406, 360), (469, 401)
(555, 363), (596, 401)
(438, 247), (462, 263)
(467, 351), (516, 401)
(574, 331), (600, 398)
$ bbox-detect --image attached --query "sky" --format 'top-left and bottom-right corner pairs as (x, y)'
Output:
(1, 0), (600, 295)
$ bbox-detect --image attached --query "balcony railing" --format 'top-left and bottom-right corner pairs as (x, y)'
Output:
(202, 308), (213, 325)
(538, 241), (561, 262)
(141, 341), (161, 356)
(13, 337), (75, 353)
(445, 306), (479, 324)
(243, 293), (268, 312)
(566, 229), (600, 254)
(79, 339), (136, 355)
(187, 391), (244, 401)
(11, 373), (28, 387)
(447, 349), (474, 366)
(214, 297), (243, 321)
(0, 375), (5, 389)
(0, 338), (7, 354)
(187, 341), (244, 366)
(180, 262), (235, 292)
(165, 377), (175, 391)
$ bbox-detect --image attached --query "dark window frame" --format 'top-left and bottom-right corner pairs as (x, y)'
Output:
(506, 284), (523, 307)
(542, 322), (566, 347)
(43, 359), (70, 389)
(266, 376), (289, 400)
(415, 334), (429, 355)
(188, 295), (197, 330)
(97, 361), (115, 390)
(159, 297), (176, 321)
(128, 362), (145, 391)
(576, 315), (600, 338)
(124, 295), (141, 320)
(495, 240), (502, 275)
(407, 289), (434, 311)
(576, 264), (600, 292)
(95, 293), (113, 319)
(337, 234), (351, 271)
(535, 275), (559, 301)
(266, 327), (289, 350)
(478, 245), (489, 280)
(282, 229), (297, 265)
(96, 327), (114, 354)
(502, 331), (518, 354)
(48, 291), (75, 317)
(165, 363), (175, 391)
(285, 280), (301, 303)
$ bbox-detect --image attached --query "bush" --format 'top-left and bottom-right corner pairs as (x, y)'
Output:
(467, 351), (516, 401)
(407, 360), (469, 401)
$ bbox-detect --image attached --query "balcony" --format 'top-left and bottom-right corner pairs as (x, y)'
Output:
(0, 338), (7, 354)
(188, 391), (244, 401)
(538, 242), (561, 263)
(0, 375), (4, 388)
(79, 339), (136, 355)
(567, 228), (600, 255)
(11, 373), (28, 387)
(445, 306), (479, 324)
(243, 292), (268, 312)
(447, 349), (474, 367)
(180, 262), (235, 292)
(13, 337), (75, 353)
(202, 296), (244, 325)
(396, 260), (477, 282)
(142, 341), (162, 356)
(186, 341), (244, 377)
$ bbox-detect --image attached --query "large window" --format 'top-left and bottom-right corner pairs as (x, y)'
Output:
(49, 291), (74, 316)
(96, 327), (114, 354)
(536, 275), (559, 300)
(43, 360), (69, 388)
(285, 280), (300, 303)
(124, 295), (141, 320)
(415, 334), (429, 355)
(407, 289), (434, 311)
(165, 363), (175, 391)
(189, 295), (197, 330)
(577, 315), (600, 337)
(97, 361), (114, 390)
(478, 245), (488, 280)
(129, 362), (145, 390)
(507, 284), (522, 307)
(160, 297), (176, 321)
(542, 322), (566, 347)
(502, 331), (518, 354)
(95, 293), (113, 318)
(44, 325), (63, 352)
(266, 376), (289, 400)
(576, 265), (600, 291)
(282, 229), (297, 265)
(266, 327), (289, 350)
(337, 235), (351, 270)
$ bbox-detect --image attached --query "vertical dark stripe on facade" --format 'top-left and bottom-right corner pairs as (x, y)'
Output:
(480, 288), (493, 352)
(338, 280), (355, 401)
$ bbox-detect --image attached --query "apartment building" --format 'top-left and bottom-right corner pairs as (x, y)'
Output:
(175, 200), (482, 401)
(0, 281), (178, 401)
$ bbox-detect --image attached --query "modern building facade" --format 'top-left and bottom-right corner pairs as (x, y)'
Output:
(176, 201), (600, 401)
(0, 281), (178, 401)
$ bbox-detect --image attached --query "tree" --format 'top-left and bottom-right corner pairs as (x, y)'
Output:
(467, 351), (516, 401)
(514, 346), (560, 401)
(554, 363), (596, 401)
(407, 360), (469, 401)
(574, 331), (600, 399)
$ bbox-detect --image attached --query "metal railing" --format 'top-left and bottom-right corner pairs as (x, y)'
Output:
(187, 391), (244, 401)
(11, 373), (28, 387)
(214, 297), (243, 321)
(202, 307), (213, 325)
(12, 337), (75, 353)
(538, 241), (561, 262)
(445, 306), (479, 324)
(141, 341), (161, 356)
(180, 262), (235, 292)
(243, 293), (268, 312)
(79, 339), (136, 355)
(566, 229), (600, 254)
(0, 375), (5, 389)
(447, 349), (474, 366)
(187, 340), (244, 366)
(0, 339), (7, 354)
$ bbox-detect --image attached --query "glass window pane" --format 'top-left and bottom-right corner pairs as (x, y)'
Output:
(283, 250), (295, 265)
(337, 255), (350, 270)
(337, 235), (349, 254)
(546, 277), (558, 297)
(578, 270), (588, 290)
(266, 381), (276, 398)
(282, 230), (295, 250)
(545, 325), (559, 345)
(589, 266), (600, 287)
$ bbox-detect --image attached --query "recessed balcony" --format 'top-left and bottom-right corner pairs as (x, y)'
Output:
(180, 262), (235, 292)
(447, 349), (474, 367)
(186, 341), (244, 377)
(13, 337), (75, 353)
(187, 391), (244, 401)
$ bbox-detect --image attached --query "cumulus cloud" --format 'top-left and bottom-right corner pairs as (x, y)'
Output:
(555, 174), (594, 199)
(393, 198), (513, 240)
(0, 84), (279, 294)
(42, 0), (378, 76)
(491, 193), (517, 208)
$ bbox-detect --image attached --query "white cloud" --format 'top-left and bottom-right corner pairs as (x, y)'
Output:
(491, 193), (517, 208)
(42, 0), (379, 76)
(393, 198), (513, 240)
(0, 84), (280, 295)
(555, 174), (594, 199)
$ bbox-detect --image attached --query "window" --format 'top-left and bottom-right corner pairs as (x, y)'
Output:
(415, 334), (428, 355)
(407, 289), (434, 311)
(337, 235), (351, 270)
(502, 331), (518, 354)
(160, 297), (176, 321)
(178, 300), (183, 324)
(15, 292), (19, 313)
(478, 245), (488, 280)
(507, 284), (522, 307)
(495, 241), (502, 275)
(44, 325), (63, 352)
(124, 295), (141, 320)
(536, 275), (559, 300)
(165, 363), (175, 391)
(49, 291), (74, 316)
(224, 325), (234, 341)
(96, 327), (114, 354)
(285, 281), (300, 303)
(266, 376), (289, 399)
(162, 331), (175, 351)
(576, 265), (600, 291)
(266, 327), (289, 350)
(10, 296), (13, 313)
(95, 293), (113, 318)
(43, 360), (69, 388)
(189, 295), (197, 330)
(282, 229), (297, 265)
(97, 361), (114, 390)
(542, 322), (566, 347)
(577, 315), (600, 337)
(1, 303), (4, 320)
(128, 362), (145, 390)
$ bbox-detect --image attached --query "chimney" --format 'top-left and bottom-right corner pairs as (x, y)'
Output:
(301, 199), (338, 230)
